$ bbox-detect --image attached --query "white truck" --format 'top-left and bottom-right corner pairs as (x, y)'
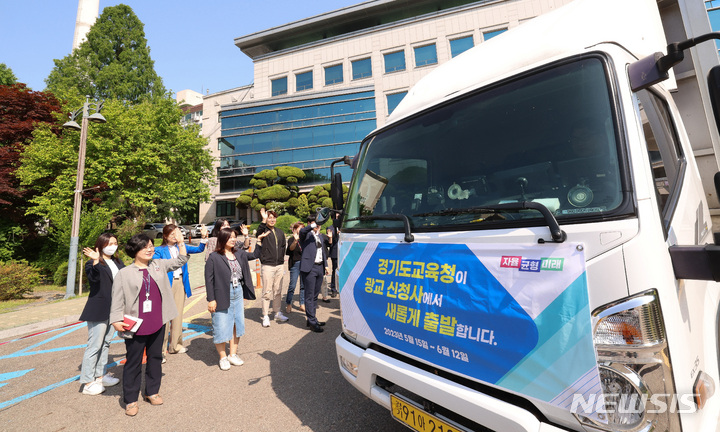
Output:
(328, 0), (720, 430)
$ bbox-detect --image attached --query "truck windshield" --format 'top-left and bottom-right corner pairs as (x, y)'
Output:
(344, 57), (624, 231)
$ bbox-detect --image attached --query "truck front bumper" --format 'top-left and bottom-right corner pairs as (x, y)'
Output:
(336, 334), (571, 432)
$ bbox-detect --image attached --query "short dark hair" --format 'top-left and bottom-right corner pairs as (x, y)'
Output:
(215, 228), (236, 253)
(126, 233), (153, 258)
(266, 210), (278, 218)
(306, 214), (317, 224)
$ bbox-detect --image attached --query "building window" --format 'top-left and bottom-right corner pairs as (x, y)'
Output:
(271, 77), (287, 97)
(216, 201), (235, 217)
(387, 91), (408, 115)
(325, 64), (343, 85)
(450, 36), (474, 57)
(483, 28), (507, 41)
(296, 71), (313, 91)
(352, 58), (372, 80)
(414, 44), (438, 67)
(384, 50), (406, 73)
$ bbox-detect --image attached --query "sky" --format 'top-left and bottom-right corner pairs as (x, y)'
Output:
(0, 0), (360, 97)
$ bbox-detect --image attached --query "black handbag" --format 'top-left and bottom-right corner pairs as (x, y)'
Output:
(242, 282), (256, 300)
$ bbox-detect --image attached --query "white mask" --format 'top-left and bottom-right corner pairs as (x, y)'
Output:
(103, 245), (118, 256)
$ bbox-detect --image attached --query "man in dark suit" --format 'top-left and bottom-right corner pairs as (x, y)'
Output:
(299, 214), (328, 332)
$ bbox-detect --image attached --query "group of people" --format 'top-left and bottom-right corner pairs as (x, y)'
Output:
(77, 209), (340, 416)
(254, 208), (338, 333)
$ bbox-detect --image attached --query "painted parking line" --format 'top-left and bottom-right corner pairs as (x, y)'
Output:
(0, 292), (212, 410)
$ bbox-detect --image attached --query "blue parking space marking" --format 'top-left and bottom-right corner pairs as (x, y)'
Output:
(0, 320), (213, 410)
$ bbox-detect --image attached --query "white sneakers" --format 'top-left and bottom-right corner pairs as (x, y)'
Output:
(263, 311), (288, 326)
(83, 373), (119, 395)
(101, 373), (120, 387)
(219, 357), (231, 371)
(219, 354), (244, 370)
(82, 380), (105, 395)
(227, 354), (244, 366)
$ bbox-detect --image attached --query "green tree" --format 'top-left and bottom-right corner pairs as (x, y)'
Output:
(236, 166), (305, 214)
(0, 64), (17, 86)
(17, 97), (214, 222)
(45, 4), (165, 103)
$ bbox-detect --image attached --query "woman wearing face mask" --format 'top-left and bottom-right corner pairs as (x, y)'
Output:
(78, 232), (125, 396)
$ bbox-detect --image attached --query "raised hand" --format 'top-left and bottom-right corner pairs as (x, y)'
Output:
(200, 224), (208, 238)
(260, 207), (267, 221)
(257, 230), (272, 240)
(240, 224), (249, 236)
(83, 247), (100, 262)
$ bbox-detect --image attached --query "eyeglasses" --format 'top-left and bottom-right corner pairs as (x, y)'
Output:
(144, 244), (155, 250)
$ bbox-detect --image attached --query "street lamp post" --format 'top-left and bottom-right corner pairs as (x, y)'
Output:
(62, 97), (106, 299)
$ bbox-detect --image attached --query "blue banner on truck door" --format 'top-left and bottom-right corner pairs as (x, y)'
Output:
(339, 241), (603, 417)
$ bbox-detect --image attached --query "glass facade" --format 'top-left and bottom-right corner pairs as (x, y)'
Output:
(483, 28), (507, 41)
(352, 58), (372, 79)
(414, 44), (438, 67)
(271, 77), (287, 96)
(450, 36), (474, 57)
(325, 64), (344, 85)
(384, 50), (406, 73)
(296, 71), (313, 91)
(387, 91), (408, 115)
(218, 90), (377, 193)
(707, 1), (720, 52)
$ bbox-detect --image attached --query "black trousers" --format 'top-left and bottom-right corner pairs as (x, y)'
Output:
(329, 257), (338, 290)
(123, 324), (165, 404)
(301, 264), (324, 325)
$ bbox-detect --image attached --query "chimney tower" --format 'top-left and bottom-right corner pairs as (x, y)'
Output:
(72, 0), (100, 50)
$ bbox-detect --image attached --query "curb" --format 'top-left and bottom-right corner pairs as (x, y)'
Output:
(0, 314), (82, 341)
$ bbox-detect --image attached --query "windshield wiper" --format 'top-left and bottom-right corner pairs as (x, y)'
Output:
(415, 201), (566, 243)
(345, 214), (414, 243)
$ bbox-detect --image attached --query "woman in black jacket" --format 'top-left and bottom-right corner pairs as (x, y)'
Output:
(79, 232), (125, 395)
(205, 227), (268, 370)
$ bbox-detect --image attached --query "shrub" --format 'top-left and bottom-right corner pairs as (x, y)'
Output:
(236, 195), (252, 206)
(256, 169), (278, 181)
(53, 261), (69, 286)
(275, 214), (299, 234)
(257, 184), (291, 201)
(251, 179), (267, 189)
(0, 260), (41, 300)
(276, 166), (305, 180)
(295, 195), (310, 220)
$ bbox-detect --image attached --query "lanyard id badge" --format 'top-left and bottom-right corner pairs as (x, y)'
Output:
(142, 272), (152, 313)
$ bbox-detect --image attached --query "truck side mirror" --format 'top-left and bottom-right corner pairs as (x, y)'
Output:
(707, 66), (720, 138)
(316, 207), (331, 225)
(331, 172), (344, 211)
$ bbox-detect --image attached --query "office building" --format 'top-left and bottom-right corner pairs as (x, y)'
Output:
(199, 0), (574, 222)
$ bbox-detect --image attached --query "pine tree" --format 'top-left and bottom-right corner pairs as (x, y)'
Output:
(45, 4), (165, 103)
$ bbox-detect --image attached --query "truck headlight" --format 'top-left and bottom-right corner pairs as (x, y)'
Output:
(575, 289), (681, 432)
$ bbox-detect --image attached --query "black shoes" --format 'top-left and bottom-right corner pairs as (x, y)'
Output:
(306, 320), (326, 328)
(309, 324), (324, 332)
